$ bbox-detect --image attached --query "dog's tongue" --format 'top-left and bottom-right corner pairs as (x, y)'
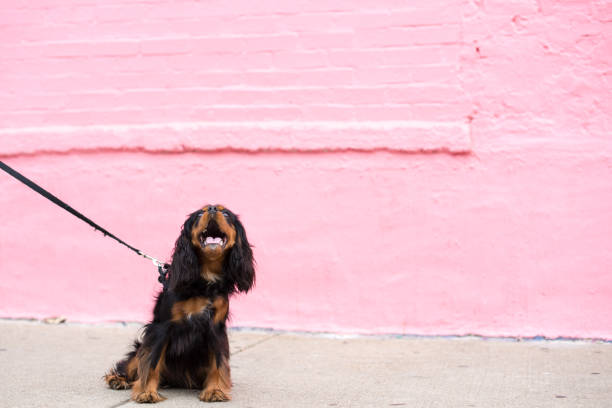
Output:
(205, 237), (223, 245)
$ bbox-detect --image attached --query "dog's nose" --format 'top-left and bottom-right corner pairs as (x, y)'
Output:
(208, 206), (217, 216)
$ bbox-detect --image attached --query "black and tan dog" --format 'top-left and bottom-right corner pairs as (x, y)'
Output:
(105, 205), (255, 403)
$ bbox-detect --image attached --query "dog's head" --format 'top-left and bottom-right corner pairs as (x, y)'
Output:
(168, 205), (255, 294)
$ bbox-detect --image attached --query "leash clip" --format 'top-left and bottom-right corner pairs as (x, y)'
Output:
(155, 260), (170, 289)
(138, 250), (169, 288)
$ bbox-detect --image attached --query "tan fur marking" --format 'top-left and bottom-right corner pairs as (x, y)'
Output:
(126, 354), (139, 381)
(201, 261), (224, 282)
(213, 212), (237, 249)
(211, 296), (229, 325)
(191, 212), (210, 248)
(132, 345), (167, 403)
(171, 297), (211, 321)
(199, 352), (232, 402)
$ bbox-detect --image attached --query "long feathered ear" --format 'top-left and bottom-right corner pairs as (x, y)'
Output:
(224, 215), (255, 294)
(168, 212), (200, 290)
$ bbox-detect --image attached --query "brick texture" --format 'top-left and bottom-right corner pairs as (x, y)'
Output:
(0, 0), (471, 152)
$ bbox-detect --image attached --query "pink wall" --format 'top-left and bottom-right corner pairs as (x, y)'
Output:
(1, 0), (611, 339)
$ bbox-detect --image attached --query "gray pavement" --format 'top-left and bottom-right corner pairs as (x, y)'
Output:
(0, 320), (610, 408)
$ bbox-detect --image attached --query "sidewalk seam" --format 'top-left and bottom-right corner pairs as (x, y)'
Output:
(233, 333), (280, 355)
(107, 398), (131, 408)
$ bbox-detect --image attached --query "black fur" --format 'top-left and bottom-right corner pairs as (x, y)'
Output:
(105, 205), (255, 401)
(223, 214), (255, 294)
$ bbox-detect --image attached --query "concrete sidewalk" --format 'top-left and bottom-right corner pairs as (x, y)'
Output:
(0, 320), (610, 408)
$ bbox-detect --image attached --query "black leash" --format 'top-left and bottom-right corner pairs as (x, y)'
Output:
(0, 160), (169, 287)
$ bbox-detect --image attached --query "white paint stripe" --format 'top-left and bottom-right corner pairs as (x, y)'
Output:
(0, 120), (467, 135)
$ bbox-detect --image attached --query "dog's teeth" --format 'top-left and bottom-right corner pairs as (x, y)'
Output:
(204, 237), (223, 245)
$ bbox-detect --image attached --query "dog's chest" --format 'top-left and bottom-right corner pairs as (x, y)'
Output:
(171, 297), (211, 321)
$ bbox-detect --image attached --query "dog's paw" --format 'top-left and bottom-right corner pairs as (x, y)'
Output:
(199, 388), (231, 402)
(105, 373), (131, 390)
(133, 391), (166, 403)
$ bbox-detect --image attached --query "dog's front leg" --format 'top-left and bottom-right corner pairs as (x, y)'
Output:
(199, 296), (231, 402)
(199, 351), (232, 402)
(132, 344), (167, 403)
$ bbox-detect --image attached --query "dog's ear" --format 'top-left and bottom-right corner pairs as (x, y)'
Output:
(168, 211), (201, 290)
(224, 214), (255, 293)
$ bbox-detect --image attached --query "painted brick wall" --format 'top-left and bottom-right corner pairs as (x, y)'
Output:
(0, 0), (472, 154)
(1, 0), (611, 338)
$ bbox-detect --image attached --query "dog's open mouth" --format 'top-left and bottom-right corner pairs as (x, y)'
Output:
(199, 222), (227, 248)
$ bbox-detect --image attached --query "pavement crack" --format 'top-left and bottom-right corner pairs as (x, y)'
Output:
(233, 333), (280, 355)
(108, 398), (131, 408)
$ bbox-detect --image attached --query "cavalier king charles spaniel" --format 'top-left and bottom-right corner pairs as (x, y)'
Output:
(105, 205), (255, 403)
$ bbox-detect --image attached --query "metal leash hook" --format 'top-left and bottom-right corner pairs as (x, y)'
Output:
(138, 250), (170, 289)
(157, 262), (170, 289)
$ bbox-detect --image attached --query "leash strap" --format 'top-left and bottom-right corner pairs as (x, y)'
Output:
(0, 160), (169, 286)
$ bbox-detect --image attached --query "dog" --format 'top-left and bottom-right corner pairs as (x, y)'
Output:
(105, 204), (255, 403)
